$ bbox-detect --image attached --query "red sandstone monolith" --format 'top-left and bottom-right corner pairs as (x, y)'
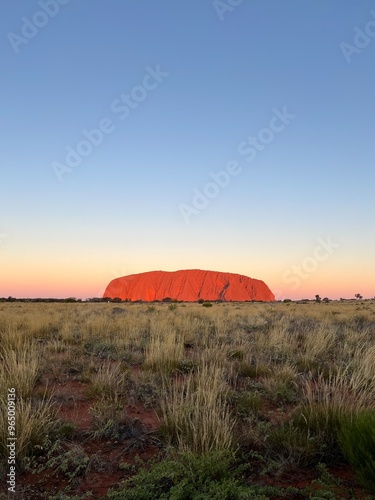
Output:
(103, 269), (275, 302)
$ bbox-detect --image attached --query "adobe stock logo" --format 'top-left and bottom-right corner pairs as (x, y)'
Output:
(340, 10), (375, 63)
(52, 65), (169, 182)
(7, 0), (72, 55)
(179, 106), (295, 223)
(276, 236), (340, 298)
(213, 0), (244, 21)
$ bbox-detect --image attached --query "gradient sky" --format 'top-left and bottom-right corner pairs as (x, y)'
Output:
(1, 0), (374, 300)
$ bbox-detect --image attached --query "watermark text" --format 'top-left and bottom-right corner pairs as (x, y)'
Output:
(7, 388), (16, 494)
(7, 0), (72, 55)
(340, 10), (375, 63)
(179, 106), (295, 223)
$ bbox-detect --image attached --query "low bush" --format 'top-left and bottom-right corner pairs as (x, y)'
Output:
(338, 409), (375, 493)
(108, 450), (305, 499)
(108, 450), (261, 499)
(30, 439), (95, 484)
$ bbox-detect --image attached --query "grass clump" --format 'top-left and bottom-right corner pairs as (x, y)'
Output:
(338, 409), (375, 493)
(291, 367), (375, 462)
(266, 421), (320, 471)
(144, 326), (184, 374)
(0, 344), (41, 399)
(0, 393), (60, 470)
(86, 362), (127, 398)
(160, 363), (235, 454)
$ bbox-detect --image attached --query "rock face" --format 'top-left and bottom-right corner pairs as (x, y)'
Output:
(103, 269), (275, 302)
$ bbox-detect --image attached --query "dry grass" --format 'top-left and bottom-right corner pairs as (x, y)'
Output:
(0, 344), (41, 399)
(160, 360), (235, 454)
(86, 362), (128, 398)
(0, 299), (375, 490)
(144, 321), (184, 373)
(0, 392), (59, 470)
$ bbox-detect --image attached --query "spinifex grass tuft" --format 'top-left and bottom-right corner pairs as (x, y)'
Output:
(160, 361), (235, 454)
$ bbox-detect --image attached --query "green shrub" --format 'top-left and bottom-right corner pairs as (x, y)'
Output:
(31, 439), (92, 483)
(108, 450), (302, 499)
(338, 409), (375, 492)
(108, 450), (248, 499)
(202, 301), (213, 307)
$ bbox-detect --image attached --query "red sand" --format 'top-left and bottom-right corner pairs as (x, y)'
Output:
(103, 269), (275, 302)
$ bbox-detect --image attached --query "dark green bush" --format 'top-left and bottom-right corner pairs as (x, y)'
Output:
(338, 409), (375, 492)
(107, 450), (249, 499)
(107, 449), (304, 498)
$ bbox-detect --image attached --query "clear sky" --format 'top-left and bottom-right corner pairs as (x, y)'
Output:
(1, 0), (374, 300)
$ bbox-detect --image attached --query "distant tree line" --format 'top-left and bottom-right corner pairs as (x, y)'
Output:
(0, 296), (270, 304)
(0, 297), (84, 303)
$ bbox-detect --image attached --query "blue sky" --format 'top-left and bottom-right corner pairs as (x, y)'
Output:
(1, 0), (374, 299)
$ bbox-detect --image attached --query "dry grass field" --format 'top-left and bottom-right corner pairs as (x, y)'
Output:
(1, 299), (375, 499)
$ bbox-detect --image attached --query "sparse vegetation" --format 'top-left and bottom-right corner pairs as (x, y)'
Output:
(0, 299), (375, 498)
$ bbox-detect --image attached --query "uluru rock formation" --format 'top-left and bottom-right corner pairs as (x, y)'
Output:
(103, 269), (275, 302)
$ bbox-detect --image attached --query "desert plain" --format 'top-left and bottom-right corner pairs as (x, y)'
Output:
(1, 298), (375, 499)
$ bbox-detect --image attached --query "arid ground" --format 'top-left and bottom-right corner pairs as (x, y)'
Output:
(1, 300), (375, 499)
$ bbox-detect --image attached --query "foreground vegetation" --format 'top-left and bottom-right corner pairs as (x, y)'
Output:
(0, 299), (375, 499)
